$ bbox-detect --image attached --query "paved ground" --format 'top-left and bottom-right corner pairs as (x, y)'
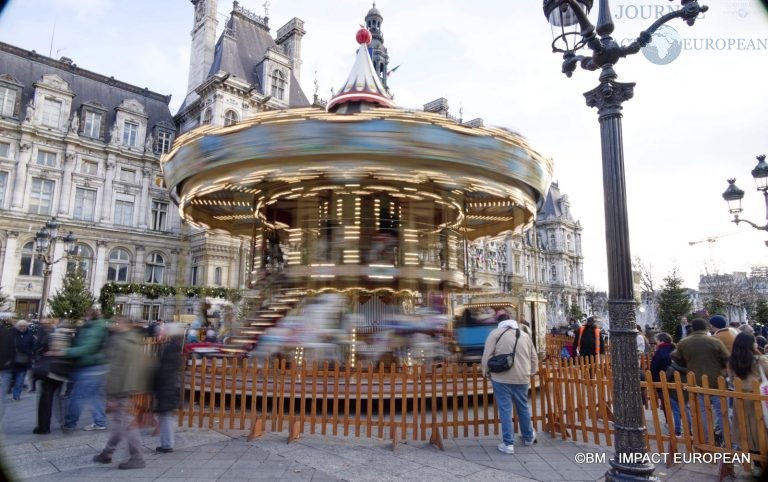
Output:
(0, 390), (758, 481)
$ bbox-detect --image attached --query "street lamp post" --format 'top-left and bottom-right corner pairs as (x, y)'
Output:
(34, 217), (77, 318)
(722, 154), (768, 232)
(542, 1), (708, 480)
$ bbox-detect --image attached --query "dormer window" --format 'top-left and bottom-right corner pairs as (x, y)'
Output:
(83, 110), (103, 138)
(156, 130), (173, 154)
(202, 108), (212, 125)
(223, 110), (238, 127)
(270, 70), (285, 100)
(123, 121), (139, 147)
(0, 85), (18, 117)
(41, 98), (62, 128)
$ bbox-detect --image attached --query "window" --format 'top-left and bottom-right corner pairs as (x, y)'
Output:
(0, 86), (17, 117)
(114, 200), (134, 226)
(36, 150), (56, 167)
(66, 243), (93, 281)
(119, 168), (135, 183)
(202, 109), (212, 125)
(223, 110), (238, 127)
(270, 70), (285, 100)
(191, 265), (199, 286)
(156, 130), (172, 154)
(0, 171), (6, 207)
(0, 142), (9, 158)
(73, 187), (97, 221)
(80, 160), (98, 175)
(214, 267), (222, 285)
(29, 178), (54, 215)
(41, 98), (62, 127)
(107, 248), (131, 283)
(551, 265), (557, 282)
(145, 252), (165, 284)
(83, 110), (102, 138)
(122, 121), (139, 147)
(150, 200), (168, 231)
(19, 241), (43, 276)
(142, 304), (160, 321)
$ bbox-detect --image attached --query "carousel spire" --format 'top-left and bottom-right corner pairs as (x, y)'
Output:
(326, 27), (395, 113)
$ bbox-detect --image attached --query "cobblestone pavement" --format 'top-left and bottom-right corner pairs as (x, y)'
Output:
(0, 391), (756, 481)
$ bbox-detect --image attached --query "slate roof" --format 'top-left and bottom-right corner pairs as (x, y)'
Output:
(0, 41), (174, 135)
(539, 182), (571, 220)
(208, 12), (308, 107)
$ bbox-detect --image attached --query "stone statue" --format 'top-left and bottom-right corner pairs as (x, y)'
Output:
(144, 133), (153, 152)
(109, 122), (119, 144)
(24, 99), (35, 122)
(69, 112), (79, 133)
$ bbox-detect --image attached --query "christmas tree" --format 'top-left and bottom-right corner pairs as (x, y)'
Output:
(49, 267), (96, 320)
(657, 270), (692, 336)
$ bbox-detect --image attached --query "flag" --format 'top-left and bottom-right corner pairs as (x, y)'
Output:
(386, 64), (401, 76)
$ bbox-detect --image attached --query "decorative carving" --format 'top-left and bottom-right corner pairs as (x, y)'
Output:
(144, 134), (153, 152)
(69, 112), (79, 133)
(24, 99), (35, 122)
(19, 143), (31, 152)
(7, 230), (19, 238)
(135, 244), (146, 251)
(109, 123), (120, 145)
(65, 152), (75, 163)
(96, 240), (108, 247)
(583, 78), (635, 116)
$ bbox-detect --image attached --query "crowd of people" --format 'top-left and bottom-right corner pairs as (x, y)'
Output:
(0, 311), (184, 470)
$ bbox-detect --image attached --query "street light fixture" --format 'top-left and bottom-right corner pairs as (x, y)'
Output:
(722, 155), (768, 231)
(542, 1), (708, 480)
(34, 217), (78, 318)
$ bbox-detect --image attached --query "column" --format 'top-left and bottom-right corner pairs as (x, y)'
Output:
(133, 245), (146, 283)
(138, 166), (151, 229)
(169, 248), (180, 286)
(0, 231), (19, 302)
(11, 142), (32, 211)
(100, 155), (116, 223)
(92, 240), (108, 299)
(58, 152), (76, 217)
(48, 240), (67, 297)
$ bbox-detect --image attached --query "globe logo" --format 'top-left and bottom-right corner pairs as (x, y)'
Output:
(642, 25), (683, 65)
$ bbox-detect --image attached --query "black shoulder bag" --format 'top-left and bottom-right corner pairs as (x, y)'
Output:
(487, 328), (521, 373)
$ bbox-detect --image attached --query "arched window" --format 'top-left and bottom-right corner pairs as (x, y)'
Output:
(214, 267), (222, 285)
(67, 243), (94, 281)
(202, 108), (212, 125)
(19, 241), (43, 276)
(270, 70), (285, 100)
(223, 110), (238, 127)
(145, 252), (165, 284)
(107, 248), (131, 283)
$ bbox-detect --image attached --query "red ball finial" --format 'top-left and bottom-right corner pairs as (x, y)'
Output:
(356, 28), (372, 45)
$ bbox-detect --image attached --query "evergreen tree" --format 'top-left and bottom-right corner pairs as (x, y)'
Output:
(657, 270), (692, 336)
(0, 285), (8, 311)
(568, 303), (584, 320)
(704, 298), (726, 318)
(750, 298), (768, 325)
(49, 267), (95, 320)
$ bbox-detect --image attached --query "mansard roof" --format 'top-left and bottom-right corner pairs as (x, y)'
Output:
(0, 41), (174, 130)
(539, 182), (572, 221)
(207, 10), (308, 107)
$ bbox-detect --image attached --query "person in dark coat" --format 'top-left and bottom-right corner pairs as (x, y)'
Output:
(649, 332), (689, 436)
(0, 320), (16, 421)
(32, 320), (72, 434)
(153, 323), (184, 453)
(572, 316), (604, 358)
(11, 320), (36, 400)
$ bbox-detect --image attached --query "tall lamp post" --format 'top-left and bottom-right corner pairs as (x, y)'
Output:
(722, 154), (768, 232)
(34, 217), (77, 318)
(542, 1), (708, 480)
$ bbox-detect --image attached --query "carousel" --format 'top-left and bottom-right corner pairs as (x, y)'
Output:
(162, 27), (553, 365)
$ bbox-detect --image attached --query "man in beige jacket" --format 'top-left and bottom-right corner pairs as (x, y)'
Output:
(481, 317), (538, 454)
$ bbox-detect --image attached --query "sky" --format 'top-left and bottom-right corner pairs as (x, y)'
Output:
(0, 0), (767, 292)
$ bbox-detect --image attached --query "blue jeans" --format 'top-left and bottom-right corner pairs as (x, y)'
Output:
(697, 393), (723, 443)
(158, 411), (175, 449)
(65, 365), (108, 428)
(492, 380), (534, 446)
(11, 367), (28, 399)
(670, 397), (692, 436)
(0, 370), (11, 421)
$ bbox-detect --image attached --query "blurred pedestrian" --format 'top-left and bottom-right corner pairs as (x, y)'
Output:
(11, 320), (36, 401)
(32, 319), (72, 434)
(0, 319), (16, 420)
(153, 323), (184, 453)
(63, 309), (109, 431)
(481, 316), (538, 454)
(92, 317), (152, 469)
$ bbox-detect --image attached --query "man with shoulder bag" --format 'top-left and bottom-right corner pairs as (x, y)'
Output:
(481, 315), (539, 454)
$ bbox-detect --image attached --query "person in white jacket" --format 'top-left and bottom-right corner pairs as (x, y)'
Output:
(481, 318), (539, 454)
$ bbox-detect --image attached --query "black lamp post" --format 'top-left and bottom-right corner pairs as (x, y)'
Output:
(723, 154), (768, 232)
(542, 1), (708, 480)
(34, 217), (77, 318)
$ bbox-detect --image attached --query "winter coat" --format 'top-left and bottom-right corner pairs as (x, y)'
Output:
(713, 328), (736, 354)
(728, 356), (768, 452)
(572, 323), (604, 357)
(481, 320), (538, 385)
(671, 331), (729, 387)
(153, 338), (183, 413)
(66, 319), (109, 367)
(13, 329), (36, 368)
(650, 342), (675, 383)
(106, 328), (152, 397)
(0, 323), (15, 371)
